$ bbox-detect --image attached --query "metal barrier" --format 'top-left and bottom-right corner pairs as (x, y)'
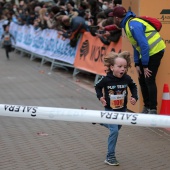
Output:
(13, 45), (102, 84)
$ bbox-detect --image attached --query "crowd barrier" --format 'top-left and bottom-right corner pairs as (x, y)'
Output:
(0, 21), (122, 84)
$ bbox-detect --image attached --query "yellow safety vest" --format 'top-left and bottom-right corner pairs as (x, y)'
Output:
(125, 18), (166, 57)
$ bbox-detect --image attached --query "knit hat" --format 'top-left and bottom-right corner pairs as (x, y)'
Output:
(108, 6), (127, 18)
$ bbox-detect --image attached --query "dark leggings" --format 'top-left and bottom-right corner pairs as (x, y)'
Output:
(138, 50), (164, 110)
(4, 45), (12, 59)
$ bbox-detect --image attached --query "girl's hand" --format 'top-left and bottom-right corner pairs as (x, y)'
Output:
(130, 97), (137, 105)
(100, 97), (107, 106)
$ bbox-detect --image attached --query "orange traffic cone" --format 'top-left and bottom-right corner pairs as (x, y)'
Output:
(160, 84), (170, 115)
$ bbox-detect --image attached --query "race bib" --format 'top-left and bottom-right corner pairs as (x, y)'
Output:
(110, 94), (125, 109)
(4, 35), (10, 41)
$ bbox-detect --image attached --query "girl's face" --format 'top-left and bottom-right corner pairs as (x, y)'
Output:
(110, 57), (127, 78)
(5, 26), (9, 32)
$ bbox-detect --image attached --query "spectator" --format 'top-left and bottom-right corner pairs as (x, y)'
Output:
(66, 0), (79, 20)
(94, 10), (121, 45)
(34, 6), (42, 17)
(111, 6), (166, 114)
(27, 11), (37, 25)
(57, 0), (68, 15)
(0, 0), (122, 49)
(84, 8), (94, 26)
(102, 0), (110, 10)
(58, 15), (89, 47)
(38, 7), (48, 29)
(33, 17), (41, 30)
(77, 1), (89, 17)
(43, 6), (60, 29)
(113, 0), (122, 7)
(88, 0), (102, 25)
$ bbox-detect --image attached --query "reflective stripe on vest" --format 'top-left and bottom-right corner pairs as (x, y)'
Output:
(133, 31), (162, 50)
(125, 18), (166, 56)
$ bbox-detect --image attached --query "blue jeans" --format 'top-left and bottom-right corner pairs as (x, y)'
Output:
(102, 107), (126, 160)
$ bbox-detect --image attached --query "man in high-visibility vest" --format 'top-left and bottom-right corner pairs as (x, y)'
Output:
(109, 6), (166, 114)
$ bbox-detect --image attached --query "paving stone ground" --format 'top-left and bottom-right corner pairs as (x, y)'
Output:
(0, 48), (170, 170)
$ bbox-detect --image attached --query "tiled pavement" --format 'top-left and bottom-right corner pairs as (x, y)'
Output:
(0, 48), (170, 170)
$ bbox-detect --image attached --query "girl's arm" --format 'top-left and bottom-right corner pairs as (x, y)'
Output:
(94, 76), (105, 100)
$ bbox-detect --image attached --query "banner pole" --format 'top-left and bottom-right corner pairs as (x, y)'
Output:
(0, 104), (170, 128)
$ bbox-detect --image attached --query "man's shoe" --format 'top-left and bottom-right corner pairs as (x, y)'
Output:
(149, 109), (157, 114)
(141, 106), (149, 114)
(104, 158), (119, 166)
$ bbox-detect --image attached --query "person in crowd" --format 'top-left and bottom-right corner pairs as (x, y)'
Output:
(43, 6), (60, 29)
(77, 1), (89, 17)
(33, 17), (42, 31)
(26, 11), (37, 25)
(112, 0), (122, 7)
(34, 6), (42, 17)
(96, 10), (107, 25)
(84, 8), (94, 26)
(19, 0), (26, 9)
(102, 0), (113, 10)
(58, 15), (89, 47)
(111, 6), (166, 114)
(55, 14), (68, 31)
(0, 0), (123, 49)
(94, 51), (138, 166)
(66, 0), (79, 20)
(94, 10), (121, 45)
(1, 23), (16, 60)
(88, 0), (102, 25)
(57, 0), (68, 15)
(38, 7), (49, 29)
(1, 8), (12, 21)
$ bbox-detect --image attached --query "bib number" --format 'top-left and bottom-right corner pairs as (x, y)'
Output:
(110, 94), (124, 109)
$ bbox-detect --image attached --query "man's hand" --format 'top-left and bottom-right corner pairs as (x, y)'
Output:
(95, 32), (102, 38)
(58, 31), (64, 35)
(97, 22), (105, 30)
(144, 68), (152, 78)
(43, 16), (50, 21)
(103, 31), (110, 37)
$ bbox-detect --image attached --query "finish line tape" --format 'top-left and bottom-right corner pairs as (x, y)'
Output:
(0, 104), (169, 128)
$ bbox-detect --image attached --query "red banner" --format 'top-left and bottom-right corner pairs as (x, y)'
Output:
(74, 32), (122, 76)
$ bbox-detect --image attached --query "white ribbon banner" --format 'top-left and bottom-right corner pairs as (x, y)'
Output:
(0, 20), (5, 38)
(0, 104), (170, 128)
(9, 22), (77, 64)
